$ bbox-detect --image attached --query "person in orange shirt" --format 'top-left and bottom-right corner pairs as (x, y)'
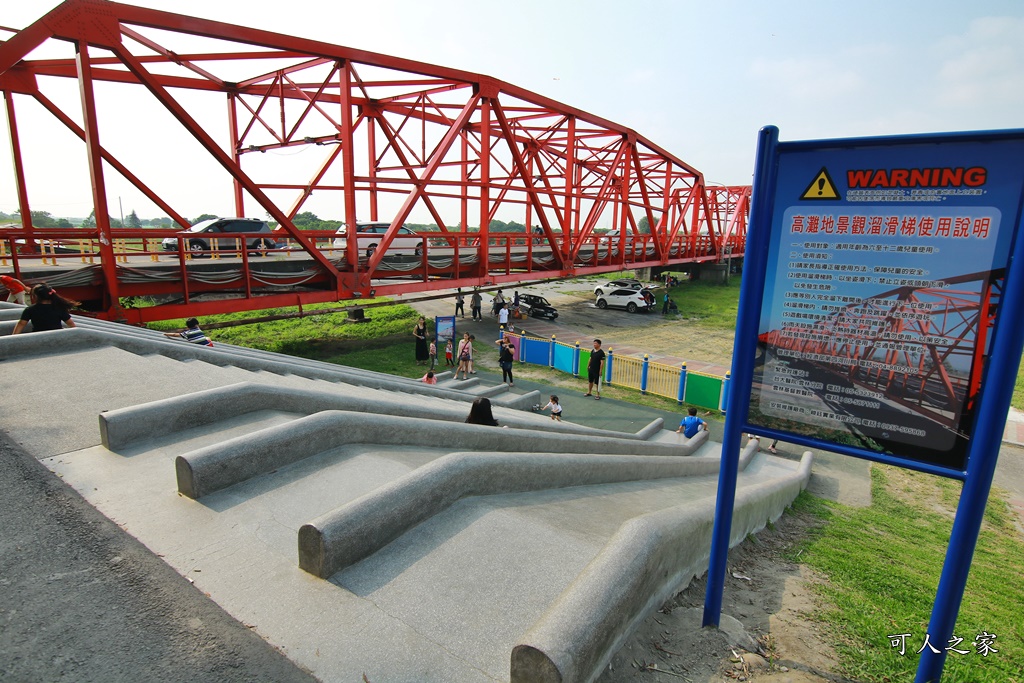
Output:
(1, 273), (29, 304)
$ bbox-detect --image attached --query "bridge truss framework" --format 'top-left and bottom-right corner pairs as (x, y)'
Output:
(1, 0), (749, 322)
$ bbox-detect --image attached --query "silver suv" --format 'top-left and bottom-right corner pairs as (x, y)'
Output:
(162, 218), (281, 257)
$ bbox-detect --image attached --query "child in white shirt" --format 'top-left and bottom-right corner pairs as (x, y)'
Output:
(541, 395), (562, 421)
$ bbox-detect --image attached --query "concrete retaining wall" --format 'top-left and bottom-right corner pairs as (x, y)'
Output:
(510, 450), (813, 683)
(176, 410), (706, 499)
(100, 382), (660, 450)
(298, 447), (720, 578)
(0, 324), (539, 409)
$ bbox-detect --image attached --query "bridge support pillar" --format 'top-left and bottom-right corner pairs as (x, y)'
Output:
(635, 267), (652, 282)
(695, 263), (728, 283)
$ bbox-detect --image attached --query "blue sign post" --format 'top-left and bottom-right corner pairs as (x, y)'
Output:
(704, 126), (1024, 682)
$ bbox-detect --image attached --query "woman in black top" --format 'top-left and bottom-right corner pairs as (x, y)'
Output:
(496, 337), (515, 386)
(12, 284), (78, 334)
(465, 397), (499, 426)
(413, 316), (429, 365)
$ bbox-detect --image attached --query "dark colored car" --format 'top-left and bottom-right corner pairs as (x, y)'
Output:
(519, 294), (558, 319)
(162, 217), (281, 257)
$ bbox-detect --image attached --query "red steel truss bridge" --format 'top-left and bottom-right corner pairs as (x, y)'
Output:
(759, 270), (1001, 433)
(0, 0), (750, 324)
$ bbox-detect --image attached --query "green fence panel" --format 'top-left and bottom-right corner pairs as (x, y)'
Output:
(684, 372), (722, 411)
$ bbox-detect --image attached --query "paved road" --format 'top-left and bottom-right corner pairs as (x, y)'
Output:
(0, 432), (316, 683)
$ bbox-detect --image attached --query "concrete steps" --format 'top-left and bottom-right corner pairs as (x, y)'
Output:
(0, 311), (812, 683)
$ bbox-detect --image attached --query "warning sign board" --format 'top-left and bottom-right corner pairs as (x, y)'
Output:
(738, 128), (1024, 474)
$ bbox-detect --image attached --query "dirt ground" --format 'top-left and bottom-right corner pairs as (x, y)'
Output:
(596, 501), (846, 683)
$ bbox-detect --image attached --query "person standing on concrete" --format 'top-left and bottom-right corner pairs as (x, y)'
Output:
(584, 339), (606, 400)
(455, 333), (473, 380)
(470, 289), (483, 321)
(496, 336), (515, 386)
(11, 284), (78, 334)
(454, 289), (465, 318)
(491, 289), (505, 316)
(1, 273), (30, 304)
(498, 303), (510, 331)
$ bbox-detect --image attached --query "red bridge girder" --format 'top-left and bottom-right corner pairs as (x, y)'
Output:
(1, 0), (749, 323)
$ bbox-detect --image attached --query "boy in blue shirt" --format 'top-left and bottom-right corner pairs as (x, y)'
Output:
(676, 407), (707, 438)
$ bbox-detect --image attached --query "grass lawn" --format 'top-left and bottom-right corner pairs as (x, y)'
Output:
(791, 466), (1022, 683)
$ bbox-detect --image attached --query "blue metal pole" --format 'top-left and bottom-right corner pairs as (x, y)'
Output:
(549, 335), (555, 368)
(677, 362), (687, 405)
(640, 354), (649, 395)
(606, 348), (614, 384)
(915, 243), (1024, 680)
(573, 341), (580, 377)
(704, 125), (780, 627)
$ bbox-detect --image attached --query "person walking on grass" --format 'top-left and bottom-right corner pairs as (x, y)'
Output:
(584, 338), (605, 399)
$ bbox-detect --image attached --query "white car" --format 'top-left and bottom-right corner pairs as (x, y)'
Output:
(593, 279), (643, 296)
(332, 222), (424, 257)
(595, 287), (655, 313)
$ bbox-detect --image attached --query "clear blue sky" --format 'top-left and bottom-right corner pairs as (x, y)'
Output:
(2, 0), (1023, 221)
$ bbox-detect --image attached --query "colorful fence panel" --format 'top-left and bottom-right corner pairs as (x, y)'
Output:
(683, 371), (722, 410)
(512, 334), (726, 411)
(610, 354), (643, 390)
(646, 361), (680, 399)
(553, 341), (577, 375)
(520, 335), (549, 366)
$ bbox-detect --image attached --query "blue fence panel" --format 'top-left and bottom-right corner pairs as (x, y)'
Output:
(553, 343), (575, 374)
(521, 336), (549, 365)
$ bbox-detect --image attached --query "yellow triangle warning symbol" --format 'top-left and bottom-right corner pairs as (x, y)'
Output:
(801, 167), (840, 200)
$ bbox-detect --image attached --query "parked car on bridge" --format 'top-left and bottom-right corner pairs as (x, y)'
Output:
(517, 294), (558, 320)
(593, 279), (642, 296)
(332, 222), (424, 257)
(161, 217), (281, 256)
(595, 287), (655, 313)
